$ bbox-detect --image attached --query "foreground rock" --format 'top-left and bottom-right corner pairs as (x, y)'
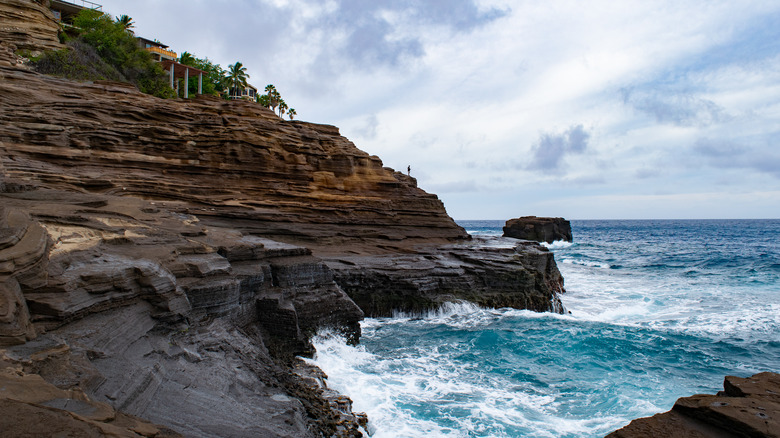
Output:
(0, 361), (182, 438)
(608, 372), (780, 438)
(503, 216), (573, 243)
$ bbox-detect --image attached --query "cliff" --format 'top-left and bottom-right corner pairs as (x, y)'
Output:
(0, 1), (565, 435)
(0, 0), (62, 55)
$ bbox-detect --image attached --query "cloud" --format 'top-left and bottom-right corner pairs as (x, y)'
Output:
(354, 114), (379, 139)
(424, 179), (479, 193)
(528, 125), (591, 172)
(300, 0), (507, 72)
(693, 138), (780, 178)
(621, 88), (730, 127)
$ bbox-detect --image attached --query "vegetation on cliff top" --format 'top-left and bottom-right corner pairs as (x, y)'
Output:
(31, 9), (173, 98)
(29, 8), (297, 117)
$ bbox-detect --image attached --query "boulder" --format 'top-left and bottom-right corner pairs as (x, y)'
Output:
(503, 216), (573, 243)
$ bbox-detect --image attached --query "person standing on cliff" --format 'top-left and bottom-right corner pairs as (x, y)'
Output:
(407, 165), (411, 176)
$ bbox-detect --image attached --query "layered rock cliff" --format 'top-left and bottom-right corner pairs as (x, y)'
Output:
(0, 1), (566, 435)
(0, 0), (62, 55)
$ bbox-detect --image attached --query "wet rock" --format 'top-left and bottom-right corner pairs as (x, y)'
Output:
(328, 237), (565, 317)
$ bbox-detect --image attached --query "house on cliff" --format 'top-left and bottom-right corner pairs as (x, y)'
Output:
(229, 83), (258, 101)
(49, 0), (102, 22)
(137, 36), (206, 98)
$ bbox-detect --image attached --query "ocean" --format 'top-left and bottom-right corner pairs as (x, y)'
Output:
(308, 220), (780, 437)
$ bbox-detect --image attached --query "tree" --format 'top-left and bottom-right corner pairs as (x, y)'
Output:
(259, 84), (294, 118)
(178, 51), (195, 66)
(115, 15), (134, 33)
(277, 99), (288, 118)
(227, 62), (249, 99)
(263, 84), (281, 113)
(62, 9), (173, 98)
(287, 108), (297, 120)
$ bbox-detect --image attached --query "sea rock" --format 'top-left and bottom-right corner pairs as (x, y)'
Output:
(607, 372), (780, 438)
(503, 216), (573, 243)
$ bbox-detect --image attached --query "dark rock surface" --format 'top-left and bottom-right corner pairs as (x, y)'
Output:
(503, 216), (573, 243)
(607, 372), (780, 438)
(328, 238), (564, 317)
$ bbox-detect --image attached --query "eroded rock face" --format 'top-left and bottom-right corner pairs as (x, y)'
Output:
(0, 64), (466, 248)
(328, 238), (565, 317)
(0, 0), (63, 54)
(0, 362), (182, 438)
(0, 207), (48, 345)
(503, 216), (573, 243)
(608, 372), (780, 438)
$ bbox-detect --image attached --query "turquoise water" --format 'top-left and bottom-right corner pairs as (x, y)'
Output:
(309, 220), (780, 437)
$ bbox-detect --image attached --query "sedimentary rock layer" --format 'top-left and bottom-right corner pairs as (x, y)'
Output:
(0, 0), (62, 54)
(0, 64), (466, 248)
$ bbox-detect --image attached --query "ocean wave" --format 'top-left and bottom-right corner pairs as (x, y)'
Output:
(561, 258), (612, 269)
(308, 325), (638, 438)
(541, 240), (573, 250)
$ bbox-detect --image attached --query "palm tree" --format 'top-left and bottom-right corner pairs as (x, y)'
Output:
(278, 99), (288, 118)
(115, 15), (135, 33)
(178, 51), (195, 66)
(227, 62), (249, 99)
(287, 108), (297, 120)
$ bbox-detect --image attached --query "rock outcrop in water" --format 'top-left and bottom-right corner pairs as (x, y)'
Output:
(503, 216), (573, 243)
(608, 372), (780, 438)
(0, 2), (566, 435)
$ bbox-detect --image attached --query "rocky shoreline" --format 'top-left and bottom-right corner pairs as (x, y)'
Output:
(3, 2), (774, 437)
(0, 2), (566, 434)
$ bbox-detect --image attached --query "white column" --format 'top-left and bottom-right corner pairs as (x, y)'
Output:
(184, 67), (189, 99)
(198, 72), (203, 95)
(169, 64), (174, 89)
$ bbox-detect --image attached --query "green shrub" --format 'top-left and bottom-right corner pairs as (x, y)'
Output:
(31, 9), (174, 98)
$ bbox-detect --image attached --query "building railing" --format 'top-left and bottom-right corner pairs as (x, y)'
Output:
(58, 0), (102, 10)
(145, 46), (178, 59)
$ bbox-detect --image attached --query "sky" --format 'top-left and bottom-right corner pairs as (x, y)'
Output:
(95, 0), (780, 219)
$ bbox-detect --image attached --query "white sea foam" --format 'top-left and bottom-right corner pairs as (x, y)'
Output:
(542, 240), (574, 250)
(561, 258), (612, 269)
(308, 322), (633, 438)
